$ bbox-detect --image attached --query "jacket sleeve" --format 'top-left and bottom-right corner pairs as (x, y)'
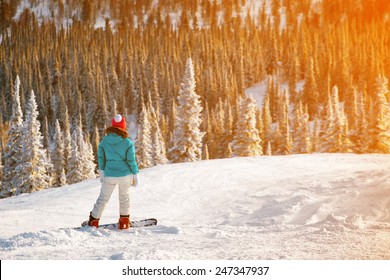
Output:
(97, 143), (106, 171)
(126, 140), (139, 174)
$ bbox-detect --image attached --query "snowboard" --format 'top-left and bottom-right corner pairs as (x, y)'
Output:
(65, 218), (157, 230)
(98, 218), (158, 229)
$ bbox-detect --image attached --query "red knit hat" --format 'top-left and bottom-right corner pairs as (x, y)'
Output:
(112, 114), (126, 130)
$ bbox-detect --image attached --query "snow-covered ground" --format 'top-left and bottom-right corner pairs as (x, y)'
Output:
(1, 154), (390, 260)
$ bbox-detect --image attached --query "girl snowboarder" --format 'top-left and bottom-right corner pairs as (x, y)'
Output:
(83, 114), (139, 229)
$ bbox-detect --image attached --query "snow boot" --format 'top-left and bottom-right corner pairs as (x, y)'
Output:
(81, 212), (99, 228)
(119, 215), (131, 229)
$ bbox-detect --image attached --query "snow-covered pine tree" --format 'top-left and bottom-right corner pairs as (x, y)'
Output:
(369, 76), (390, 153)
(143, 90), (167, 166)
(218, 99), (235, 159)
(226, 143), (233, 158)
(42, 116), (50, 152)
(231, 96), (263, 157)
(256, 108), (264, 149)
(320, 86), (351, 153)
(340, 115), (353, 153)
(322, 86), (342, 152)
(153, 128), (168, 165)
(347, 86), (362, 152)
(14, 90), (52, 195)
(160, 114), (169, 144)
(167, 99), (177, 145)
(91, 124), (100, 161)
(137, 102), (154, 169)
(266, 142), (272, 156)
(274, 90), (292, 155)
(237, 43), (246, 93)
(287, 45), (299, 96)
(311, 118), (321, 152)
(210, 99), (227, 159)
(169, 57), (204, 162)
(262, 93), (273, 152)
(223, 101), (234, 157)
(150, 105), (168, 166)
(266, 77), (278, 122)
(1, 76), (24, 197)
(334, 42), (350, 101)
(202, 104), (214, 158)
(75, 117), (96, 180)
(83, 133), (97, 179)
(51, 119), (66, 187)
(66, 128), (84, 184)
(151, 65), (162, 115)
(302, 57), (319, 118)
(203, 144), (209, 160)
(355, 89), (368, 153)
(319, 91), (333, 152)
(292, 102), (312, 153)
(87, 67), (109, 134)
(63, 108), (72, 179)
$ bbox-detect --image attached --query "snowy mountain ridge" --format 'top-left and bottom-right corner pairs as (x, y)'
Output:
(1, 153), (390, 260)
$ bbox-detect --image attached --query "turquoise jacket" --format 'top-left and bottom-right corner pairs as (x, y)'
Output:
(98, 133), (139, 177)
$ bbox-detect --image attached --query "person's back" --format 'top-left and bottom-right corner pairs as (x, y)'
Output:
(98, 127), (138, 177)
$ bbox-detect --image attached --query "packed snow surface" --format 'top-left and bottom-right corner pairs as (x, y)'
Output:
(1, 154), (390, 260)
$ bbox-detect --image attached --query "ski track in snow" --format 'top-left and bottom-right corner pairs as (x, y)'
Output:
(1, 154), (390, 260)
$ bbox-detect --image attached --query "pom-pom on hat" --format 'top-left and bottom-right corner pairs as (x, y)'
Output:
(112, 114), (126, 130)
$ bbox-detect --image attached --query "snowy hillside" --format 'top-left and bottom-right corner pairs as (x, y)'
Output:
(1, 154), (390, 260)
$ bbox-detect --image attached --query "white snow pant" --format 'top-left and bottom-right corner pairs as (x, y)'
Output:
(91, 175), (132, 219)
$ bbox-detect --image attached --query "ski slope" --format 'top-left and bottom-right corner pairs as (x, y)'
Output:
(1, 154), (390, 260)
